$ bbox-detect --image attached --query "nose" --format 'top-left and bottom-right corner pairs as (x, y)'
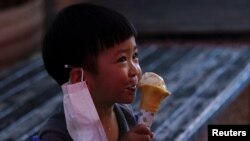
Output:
(129, 61), (141, 78)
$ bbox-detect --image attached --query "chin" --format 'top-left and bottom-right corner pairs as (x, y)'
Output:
(122, 101), (133, 104)
(118, 92), (136, 103)
(121, 97), (135, 104)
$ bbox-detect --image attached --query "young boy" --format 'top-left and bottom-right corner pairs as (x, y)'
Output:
(37, 2), (153, 141)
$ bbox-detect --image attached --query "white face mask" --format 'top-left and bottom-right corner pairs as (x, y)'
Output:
(61, 69), (108, 141)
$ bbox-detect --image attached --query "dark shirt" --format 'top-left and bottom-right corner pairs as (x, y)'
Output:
(38, 103), (137, 141)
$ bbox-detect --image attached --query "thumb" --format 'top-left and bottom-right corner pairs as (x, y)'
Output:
(133, 124), (154, 138)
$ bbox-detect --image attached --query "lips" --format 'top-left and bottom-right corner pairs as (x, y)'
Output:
(126, 84), (137, 93)
(126, 77), (138, 93)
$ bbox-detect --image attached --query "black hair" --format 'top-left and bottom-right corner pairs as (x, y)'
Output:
(42, 3), (137, 85)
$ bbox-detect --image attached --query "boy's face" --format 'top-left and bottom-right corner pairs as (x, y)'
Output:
(86, 36), (141, 105)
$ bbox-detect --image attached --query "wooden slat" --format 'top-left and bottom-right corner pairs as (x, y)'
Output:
(0, 94), (62, 141)
(0, 8), (43, 45)
(0, 0), (43, 26)
(0, 0), (44, 69)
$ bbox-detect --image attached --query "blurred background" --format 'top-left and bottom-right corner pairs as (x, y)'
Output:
(2, 0), (250, 69)
(0, 0), (249, 141)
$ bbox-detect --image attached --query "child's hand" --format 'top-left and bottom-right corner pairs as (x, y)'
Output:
(121, 124), (154, 141)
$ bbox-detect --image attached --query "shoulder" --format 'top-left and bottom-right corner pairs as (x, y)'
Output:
(116, 104), (134, 115)
(38, 109), (73, 141)
(115, 104), (137, 127)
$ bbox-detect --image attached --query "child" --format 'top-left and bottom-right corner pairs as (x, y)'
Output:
(36, 2), (153, 141)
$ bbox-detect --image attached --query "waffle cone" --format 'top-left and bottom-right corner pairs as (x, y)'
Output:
(139, 84), (170, 113)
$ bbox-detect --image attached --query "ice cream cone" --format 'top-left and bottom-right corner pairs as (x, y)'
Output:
(138, 72), (171, 127)
(140, 84), (170, 112)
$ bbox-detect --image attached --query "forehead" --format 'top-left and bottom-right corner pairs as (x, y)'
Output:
(100, 37), (137, 57)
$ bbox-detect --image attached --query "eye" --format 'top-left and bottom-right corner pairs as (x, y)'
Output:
(133, 52), (139, 59)
(118, 56), (127, 62)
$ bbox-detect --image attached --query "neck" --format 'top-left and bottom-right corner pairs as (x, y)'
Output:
(95, 102), (119, 141)
(95, 102), (115, 119)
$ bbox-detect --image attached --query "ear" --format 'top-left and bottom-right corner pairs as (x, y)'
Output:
(69, 68), (84, 83)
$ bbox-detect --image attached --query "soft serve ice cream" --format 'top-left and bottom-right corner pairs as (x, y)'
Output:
(138, 72), (171, 127)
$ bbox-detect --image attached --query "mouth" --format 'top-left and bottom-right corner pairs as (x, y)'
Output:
(126, 84), (137, 93)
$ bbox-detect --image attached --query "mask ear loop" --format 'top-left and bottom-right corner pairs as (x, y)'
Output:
(64, 64), (73, 83)
(80, 68), (84, 82)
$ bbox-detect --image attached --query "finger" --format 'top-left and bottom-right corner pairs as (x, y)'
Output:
(149, 131), (154, 139)
(133, 124), (152, 135)
(133, 134), (151, 141)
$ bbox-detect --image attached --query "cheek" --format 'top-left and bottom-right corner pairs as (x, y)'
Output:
(105, 70), (124, 85)
(102, 70), (128, 93)
(99, 69), (121, 85)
